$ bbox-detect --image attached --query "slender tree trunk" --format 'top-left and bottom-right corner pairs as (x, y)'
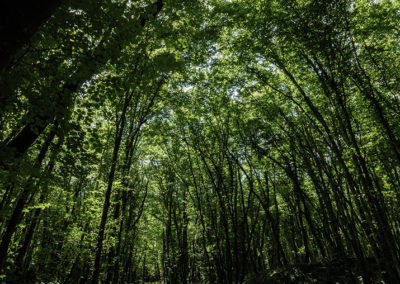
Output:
(0, 124), (57, 269)
(91, 91), (130, 283)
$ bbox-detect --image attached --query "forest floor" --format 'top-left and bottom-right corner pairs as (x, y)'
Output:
(246, 257), (387, 283)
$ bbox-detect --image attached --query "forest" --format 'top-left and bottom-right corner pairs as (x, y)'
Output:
(0, 0), (400, 283)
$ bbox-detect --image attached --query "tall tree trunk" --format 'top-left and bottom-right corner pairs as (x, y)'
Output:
(91, 91), (131, 283)
(0, 124), (57, 270)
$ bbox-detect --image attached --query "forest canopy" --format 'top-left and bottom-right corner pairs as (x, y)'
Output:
(1, 0), (400, 283)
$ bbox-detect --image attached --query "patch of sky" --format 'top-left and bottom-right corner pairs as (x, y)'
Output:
(255, 53), (277, 72)
(182, 85), (193, 92)
(68, 8), (85, 15)
(228, 86), (242, 102)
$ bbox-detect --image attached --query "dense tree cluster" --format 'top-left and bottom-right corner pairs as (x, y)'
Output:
(0, 0), (399, 283)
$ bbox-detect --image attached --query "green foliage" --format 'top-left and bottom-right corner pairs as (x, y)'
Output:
(0, 0), (400, 283)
